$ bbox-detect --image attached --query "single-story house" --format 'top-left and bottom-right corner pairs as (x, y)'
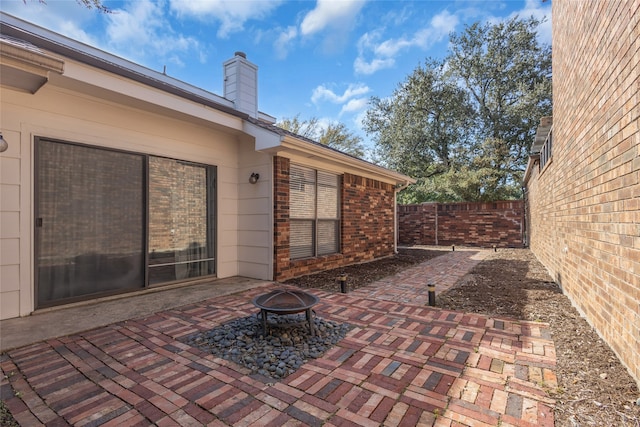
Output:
(524, 0), (639, 385)
(0, 12), (414, 320)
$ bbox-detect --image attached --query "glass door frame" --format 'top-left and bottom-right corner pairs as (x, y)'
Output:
(146, 156), (217, 286)
(34, 137), (217, 308)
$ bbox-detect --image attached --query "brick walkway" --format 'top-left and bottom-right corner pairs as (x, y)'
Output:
(350, 249), (489, 304)
(1, 250), (557, 426)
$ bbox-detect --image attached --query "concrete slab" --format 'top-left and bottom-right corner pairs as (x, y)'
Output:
(0, 276), (269, 351)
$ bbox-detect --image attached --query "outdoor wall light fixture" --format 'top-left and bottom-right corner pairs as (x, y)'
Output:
(0, 133), (8, 153)
(249, 172), (260, 184)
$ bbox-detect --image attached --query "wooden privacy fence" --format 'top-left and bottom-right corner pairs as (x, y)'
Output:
(397, 200), (525, 248)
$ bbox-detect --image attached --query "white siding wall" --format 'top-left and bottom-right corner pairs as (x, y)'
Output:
(237, 145), (272, 280)
(0, 127), (23, 320)
(0, 79), (272, 320)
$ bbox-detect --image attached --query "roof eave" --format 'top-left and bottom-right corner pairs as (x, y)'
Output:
(0, 34), (64, 93)
(531, 115), (553, 153)
(0, 12), (245, 119)
(278, 134), (416, 186)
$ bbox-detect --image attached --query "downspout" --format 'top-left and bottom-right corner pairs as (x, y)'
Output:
(522, 186), (528, 248)
(394, 181), (411, 254)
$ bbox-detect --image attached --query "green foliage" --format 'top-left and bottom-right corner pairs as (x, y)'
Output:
(277, 115), (320, 139)
(365, 59), (473, 178)
(277, 115), (366, 158)
(448, 16), (552, 179)
(365, 16), (552, 202)
(317, 122), (366, 159)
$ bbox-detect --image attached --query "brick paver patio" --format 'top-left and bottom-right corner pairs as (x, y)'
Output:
(1, 249), (556, 426)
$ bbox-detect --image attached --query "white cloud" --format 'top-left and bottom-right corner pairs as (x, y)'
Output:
(382, 6), (413, 27)
(2, 0), (203, 68)
(374, 37), (412, 58)
(354, 56), (395, 75)
(456, 0), (551, 45)
(311, 83), (371, 104)
(512, 0), (552, 45)
(1, 0), (101, 47)
(105, 0), (201, 65)
(354, 109), (368, 131)
(106, 1), (162, 46)
(377, 10), (457, 55)
(169, 0), (283, 38)
(167, 54), (185, 68)
(340, 97), (368, 115)
(300, 0), (366, 36)
(198, 50), (209, 64)
(353, 30), (395, 74)
(274, 26), (298, 59)
(56, 20), (101, 47)
(431, 8), (459, 34)
(354, 9), (458, 75)
(299, 0), (366, 54)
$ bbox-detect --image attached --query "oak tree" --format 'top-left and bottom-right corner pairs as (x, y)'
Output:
(278, 115), (366, 159)
(365, 16), (552, 202)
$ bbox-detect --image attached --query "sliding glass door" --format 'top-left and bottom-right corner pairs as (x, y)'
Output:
(148, 157), (216, 285)
(35, 139), (145, 306)
(35, 139), (216, 308)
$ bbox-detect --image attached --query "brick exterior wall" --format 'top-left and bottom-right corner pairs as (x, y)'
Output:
(273, 156), (292, 279)
(273, 156), (396, 281)
(342, 173), (396, 258)
(398, 201), (524, 248)
(525, 0), (639, 385)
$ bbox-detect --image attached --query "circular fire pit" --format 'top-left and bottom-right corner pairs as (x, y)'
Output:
(252, 289), (319, 336)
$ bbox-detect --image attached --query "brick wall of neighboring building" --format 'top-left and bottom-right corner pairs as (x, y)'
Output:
(148, 157), (208, 253)
(525, 0), (639, 385)
(273, 156), (396, 281)
(398, 201), (524, 248)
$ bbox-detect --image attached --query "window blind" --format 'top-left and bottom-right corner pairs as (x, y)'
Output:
(289, 164), (340, 259)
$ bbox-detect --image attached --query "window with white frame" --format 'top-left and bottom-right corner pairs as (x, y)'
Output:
(539, 128), (552, 170)
(289, 164), (340, 259)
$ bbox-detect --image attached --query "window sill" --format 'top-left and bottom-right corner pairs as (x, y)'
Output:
(290, 252), (342, 263)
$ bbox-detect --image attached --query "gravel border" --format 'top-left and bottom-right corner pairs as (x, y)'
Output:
(182, 313), (352, 380)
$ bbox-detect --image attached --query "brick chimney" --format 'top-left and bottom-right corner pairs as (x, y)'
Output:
(223, 51), (258, 118)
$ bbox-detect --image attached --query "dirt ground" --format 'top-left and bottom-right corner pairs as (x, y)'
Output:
(285, 247), (640, 427)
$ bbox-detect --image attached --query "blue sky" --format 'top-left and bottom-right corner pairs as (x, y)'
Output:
(3, 0), (551, 153)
